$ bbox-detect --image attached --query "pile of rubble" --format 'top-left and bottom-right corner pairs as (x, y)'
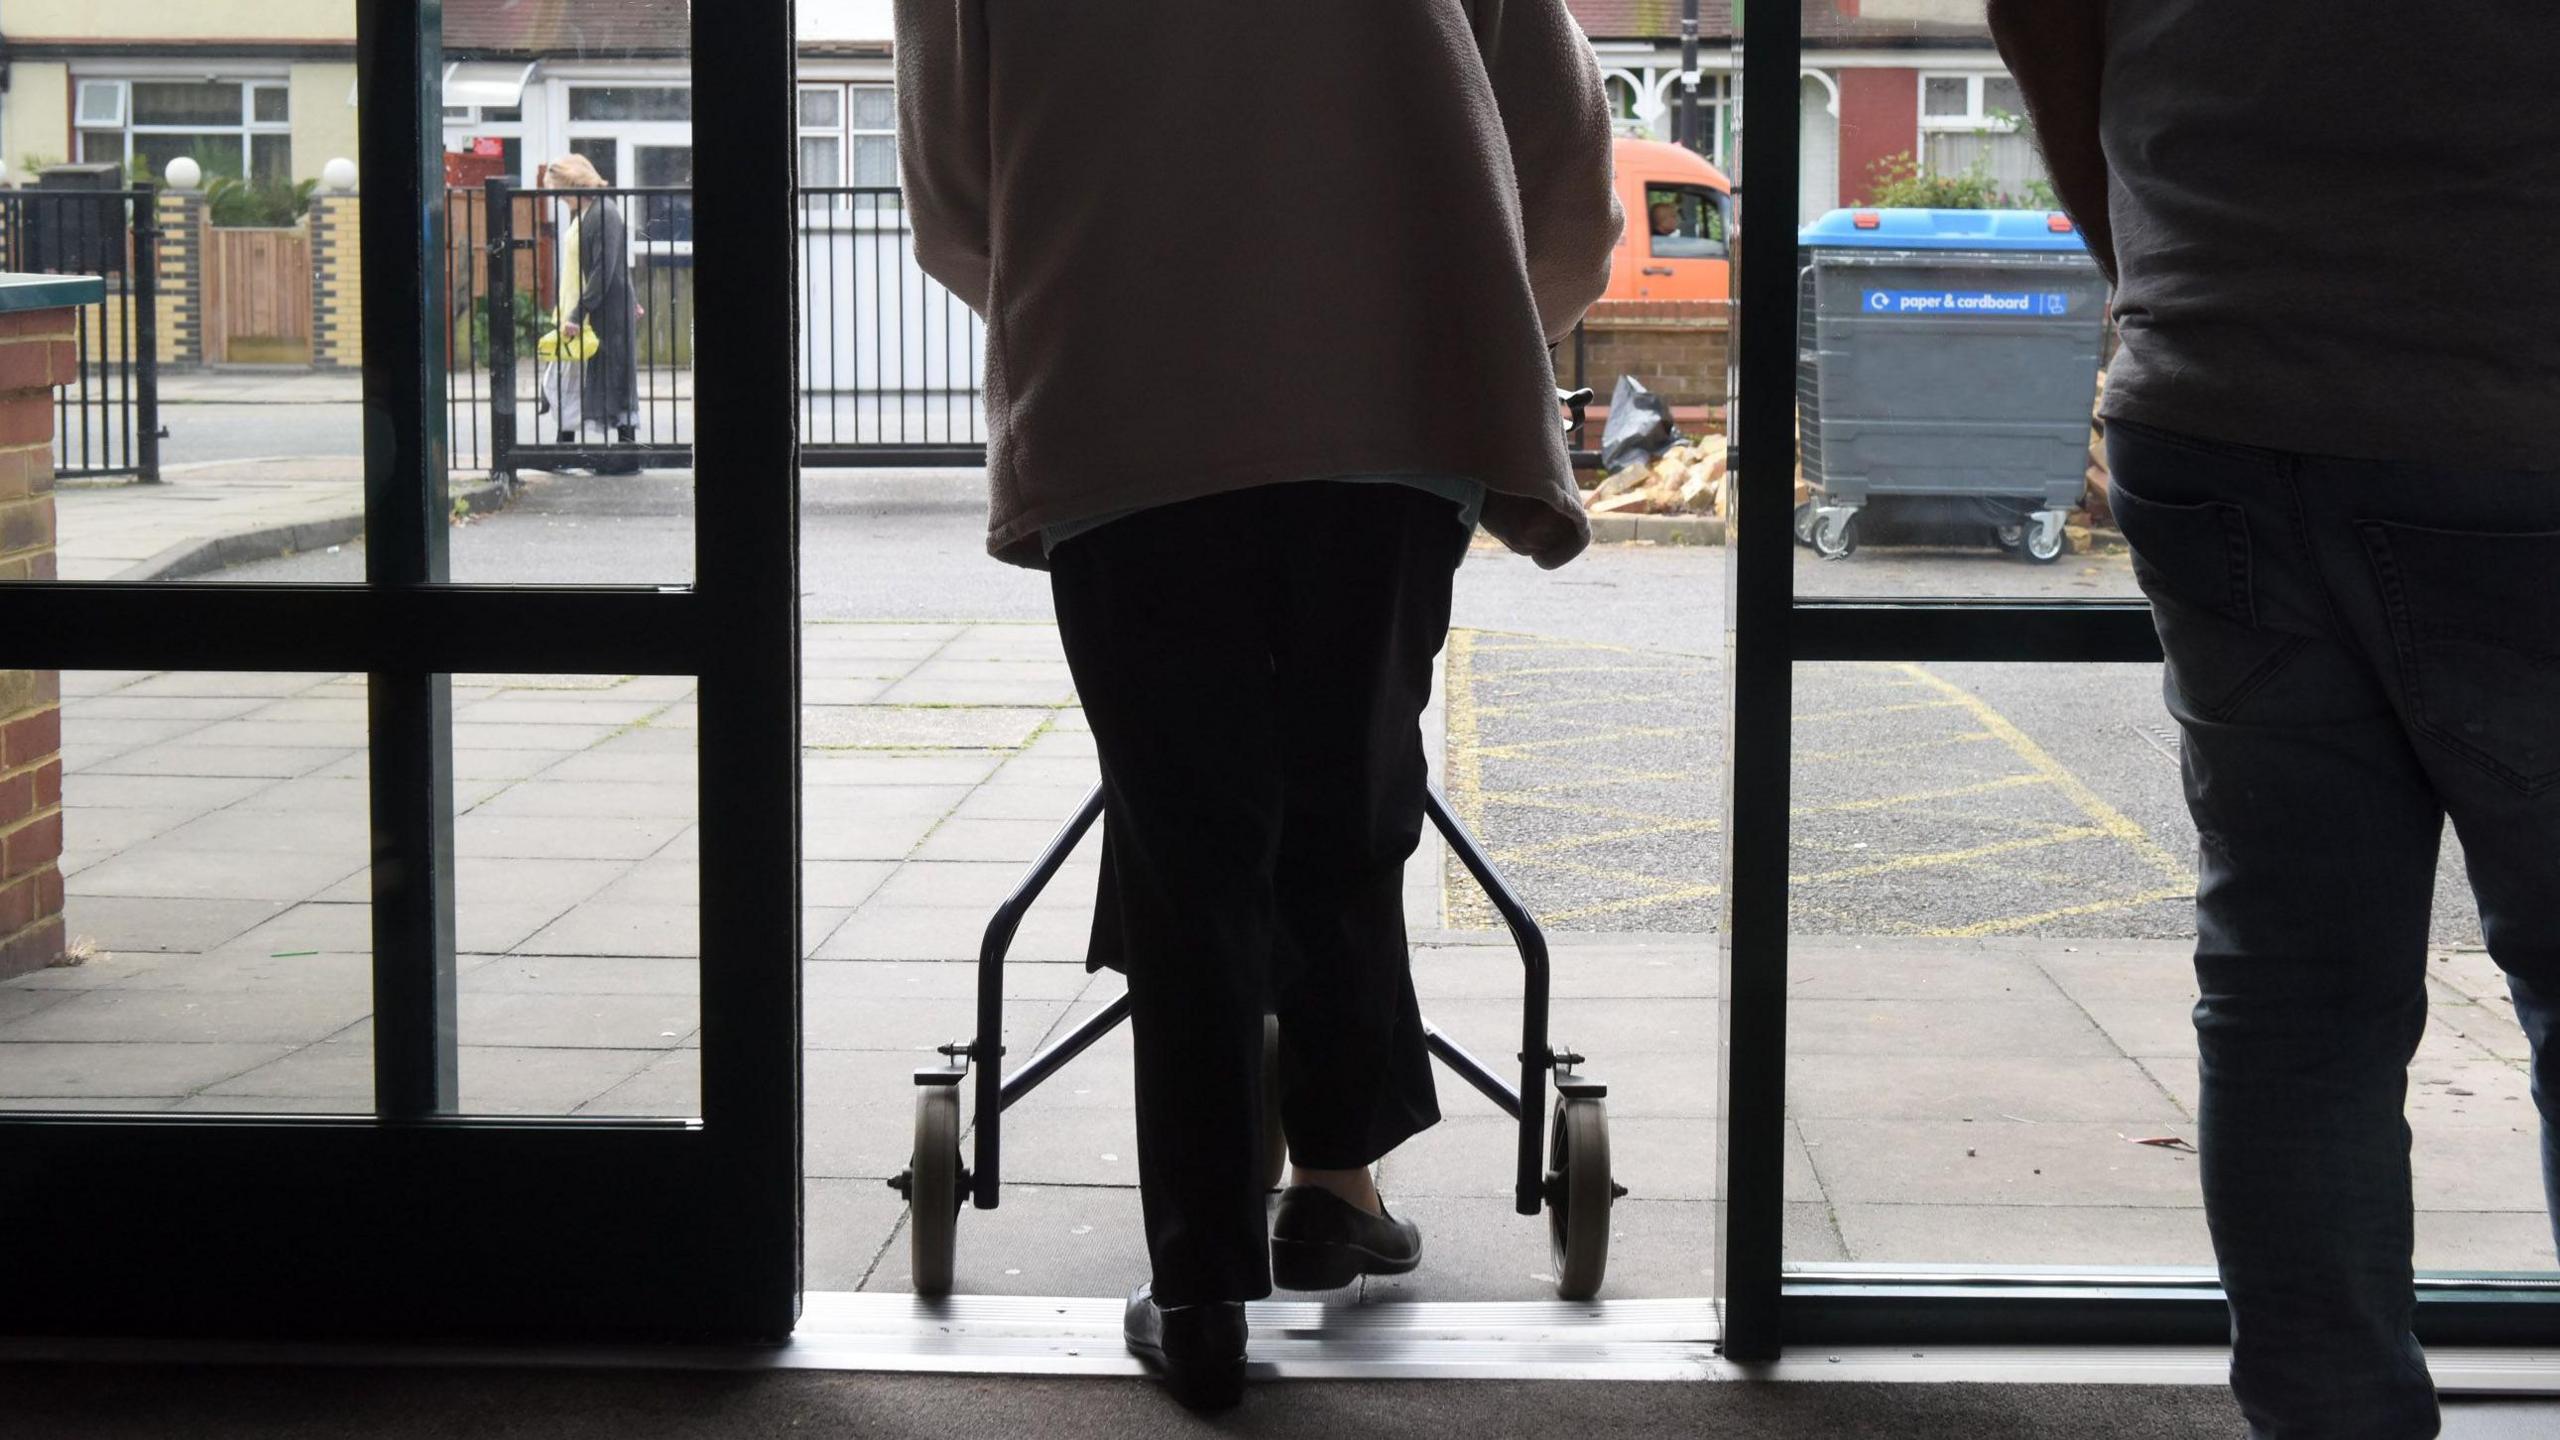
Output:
(1583, 435), (1730, 518)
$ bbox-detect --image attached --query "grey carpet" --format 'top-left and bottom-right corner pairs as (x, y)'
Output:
(1, 1363), (2256, 1438)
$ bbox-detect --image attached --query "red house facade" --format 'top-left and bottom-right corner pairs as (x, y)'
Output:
(1565, 0), (2048, 221)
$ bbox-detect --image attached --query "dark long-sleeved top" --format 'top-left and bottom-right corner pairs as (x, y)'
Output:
(894, 0), (1623, 569)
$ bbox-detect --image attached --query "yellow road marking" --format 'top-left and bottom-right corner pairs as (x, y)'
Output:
(1791, 773), (2047, 817)
(1792, 731), (1999, 763)
(1930, 885), (2198, 938)
(1895, 664), (2197, 888)
(1792, 826), (2110, 886)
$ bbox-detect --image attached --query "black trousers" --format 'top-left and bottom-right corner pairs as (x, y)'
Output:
(1050, 482), (1465, 1305)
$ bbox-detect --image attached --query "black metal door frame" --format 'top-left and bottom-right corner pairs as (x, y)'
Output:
(1714, 6), (2560, 1359)
(0, 0), (802, 1342)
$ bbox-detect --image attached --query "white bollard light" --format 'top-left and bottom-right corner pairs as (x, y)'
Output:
(164, 156), (203, 191)
(322, 158), (358, 193)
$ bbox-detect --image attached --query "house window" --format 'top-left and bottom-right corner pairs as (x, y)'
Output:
(796, 83), (896, 190)
(1917, 72), (2049, 203)
(444, 103), (527, 183)
(561, 84), (695, 246)
(74, 78), (293, 186)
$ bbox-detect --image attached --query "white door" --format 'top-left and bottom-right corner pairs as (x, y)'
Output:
(1800, 75), (1841, 223)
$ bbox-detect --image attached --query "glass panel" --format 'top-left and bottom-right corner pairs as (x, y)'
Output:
(567, 135), (618, 183)
(850, 135), (899, 187)
(19, 3), (361, 578)
(848, 84), (896, 131)
(250, 134), (292, 185)
(132, 81), (246, 129)
(567, 86), (692, 122)
(450, 673), (701, 1118)
(799, 87), (843, 128)
(1796, 57), (2096, 602)
(1780, 663), (2550, 1280)
(1982, 76), (2025, 123)
(133, 133), (245, 182)
(0, 671), (371, 1114)
(800, 137), (843, 187)
(1647, 185), (1729, 258)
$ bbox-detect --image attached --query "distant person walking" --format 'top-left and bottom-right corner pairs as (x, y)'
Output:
(895, 0), (1619, 1410)
(1993, 4), (2560, 1436)
(540, 154), (640, 475)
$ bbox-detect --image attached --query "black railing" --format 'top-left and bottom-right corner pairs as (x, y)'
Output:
(0, 186), (160, 482)
(446, 183), (986, 479)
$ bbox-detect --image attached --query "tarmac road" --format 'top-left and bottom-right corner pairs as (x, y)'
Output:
(220, 467), (2486, 945)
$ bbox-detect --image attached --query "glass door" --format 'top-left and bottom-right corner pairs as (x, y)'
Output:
(0, 0), (802, 1341)
(1716, 3), (2560, 1358)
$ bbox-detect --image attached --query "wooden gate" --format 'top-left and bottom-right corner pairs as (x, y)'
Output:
(207, 226), (313, 363)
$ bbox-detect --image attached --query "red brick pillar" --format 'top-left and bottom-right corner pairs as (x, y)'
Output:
(0, 302), (82, 978)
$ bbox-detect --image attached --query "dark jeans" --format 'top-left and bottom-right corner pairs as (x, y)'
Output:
(1048, 482), (1463, 1306)
(2108, 418), (2560, 1440)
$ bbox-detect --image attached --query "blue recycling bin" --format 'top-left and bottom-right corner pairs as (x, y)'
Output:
(1795, 208), (2108, 562)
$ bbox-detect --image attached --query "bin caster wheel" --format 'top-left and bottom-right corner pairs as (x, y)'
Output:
(1813, 511), (1860, 561)
(907, 1085), (964, 1297)
(1260, 1014), (1288, 1193)
(2023, 522), (2069, 565)
(1792, 502), (1818, 548)
(1546, 1094), (1614, 1302)
(1992, 522), (2026, 552)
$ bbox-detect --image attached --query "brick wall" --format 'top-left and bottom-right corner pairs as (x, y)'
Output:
(156, 192), (208, 367)
(309, 194), (363, 370)
(1564, 299), (1732, 428)
(0, 303), (78, 978)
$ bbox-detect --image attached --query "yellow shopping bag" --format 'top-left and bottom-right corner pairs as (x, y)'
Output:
(536, 325), (600, 363)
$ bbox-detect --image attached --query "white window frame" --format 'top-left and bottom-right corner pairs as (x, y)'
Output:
(1917, 72), (2025, 135)
(559, 81), (696, 257)
(74, 77), (294, 185)
(797, 82), (846, 189)
(443, 105), (534, 185)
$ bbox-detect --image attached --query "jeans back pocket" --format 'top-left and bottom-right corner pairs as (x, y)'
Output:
(2108, 432), (2303, 720)
(2358, 520), (2560, 794)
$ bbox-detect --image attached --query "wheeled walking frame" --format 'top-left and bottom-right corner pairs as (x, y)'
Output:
(888, 784), (1623, 1301)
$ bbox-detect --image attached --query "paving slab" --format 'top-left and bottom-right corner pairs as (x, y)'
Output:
(813, 904), (1092, 963)
(1797, 1117), (2206, 1209)
(802, 994), (1069, 1054)
(454, 1045), (671, 1114)
(457, 992), (699, 1051)
(1831, 1203), (2215, 1267)
(804, 706), (1050, 750)
(0, 987), (372, 1045)
(63, 895), (294, 954)
(858, 1184), (1159, 1300)
(807, 1176), (908, 1290)
(0, 1040), (297, 1097)
(1790, 996), (2120, 1059)
(66, 846), (362, 904)
(514, 902), (700, 959)
(1788, 1054), (2188, 1124)
(576, 1047), (701, 1117)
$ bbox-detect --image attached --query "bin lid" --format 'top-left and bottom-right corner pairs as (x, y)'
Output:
(1799, 207), (2092, 254)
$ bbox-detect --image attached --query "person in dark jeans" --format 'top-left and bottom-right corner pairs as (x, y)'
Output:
(1993, 3), (2560, 1435)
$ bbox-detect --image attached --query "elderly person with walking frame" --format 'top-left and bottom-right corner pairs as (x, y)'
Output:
(895, 0), (1620, 1411)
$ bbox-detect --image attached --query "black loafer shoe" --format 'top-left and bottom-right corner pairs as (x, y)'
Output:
(1269, 1184), (1423, 1291)
(1123, 1283), (1246, 1410)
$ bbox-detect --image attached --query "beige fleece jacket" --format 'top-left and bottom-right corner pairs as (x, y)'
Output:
(894, 0), (1622, 570)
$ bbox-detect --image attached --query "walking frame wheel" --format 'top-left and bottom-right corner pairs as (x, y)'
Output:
(907, 1085), (964, 1296)
(1546, 1089), (1615, 1302)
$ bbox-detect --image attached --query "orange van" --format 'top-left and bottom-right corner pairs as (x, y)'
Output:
(1605, 136), (1733, 303)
